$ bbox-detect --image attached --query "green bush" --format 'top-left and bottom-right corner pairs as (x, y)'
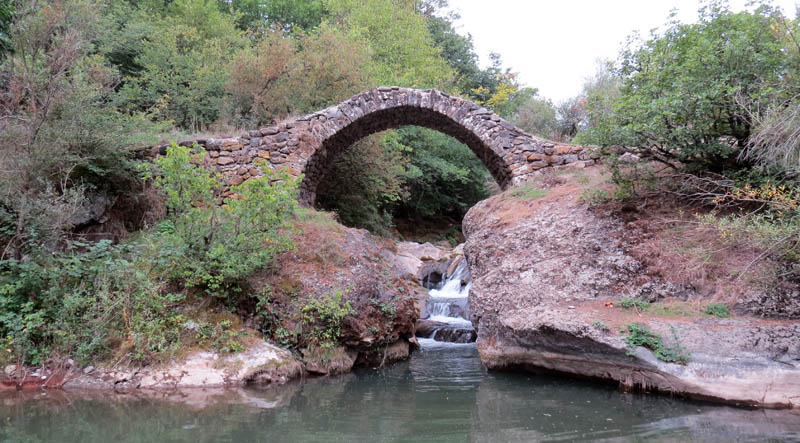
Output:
(0, 240), (185, 366)
(617, 297), (651, 311)
(301, 288), (354, 347)
(583, 4), (794, 173)
(579, 188), (610, 205)
(592, 320), (610, 332)
(143, 143), (298, 298)
(704, 303), (731, 318)
(623, 323), (690, 365)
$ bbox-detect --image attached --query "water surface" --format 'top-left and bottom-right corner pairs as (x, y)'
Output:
(2, 342), (799, 442)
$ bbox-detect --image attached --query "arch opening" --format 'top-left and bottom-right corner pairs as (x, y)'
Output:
(311, 119), (497, 239)
(299, 105), (513, 205)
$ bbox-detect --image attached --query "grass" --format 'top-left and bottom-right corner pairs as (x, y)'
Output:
(508, 184), (549, 200)
(592, 320), (610, 332)
(704, 303), (731, 318)
(294, 206), (343, 231)
(617, 296), (651, 311)
(616, 297), (734, 319)
(623, 323), (690, 365)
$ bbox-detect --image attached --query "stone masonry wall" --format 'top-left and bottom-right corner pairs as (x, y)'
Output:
(154, 87), (595, 204)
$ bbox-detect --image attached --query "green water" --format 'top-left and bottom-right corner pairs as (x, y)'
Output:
(1, 342), (799, 442)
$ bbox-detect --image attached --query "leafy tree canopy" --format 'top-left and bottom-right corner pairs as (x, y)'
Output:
(584, 1), (795, 172)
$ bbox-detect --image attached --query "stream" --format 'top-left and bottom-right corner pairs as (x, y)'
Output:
(1, 261), (799, 441)
(2, 344), (799, 442)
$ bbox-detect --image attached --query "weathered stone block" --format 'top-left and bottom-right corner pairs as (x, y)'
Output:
(529, 161), (548, 169)
(222, 141), (242, 151)
(555, 145), (572, 155)
(527, 153), (545, 162)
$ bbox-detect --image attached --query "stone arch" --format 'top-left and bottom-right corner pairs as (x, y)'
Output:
(183, 87), (590, 205)
(301, 104), (513, 204)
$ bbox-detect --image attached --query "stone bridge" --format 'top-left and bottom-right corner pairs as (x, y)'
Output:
(175, 87), (593, 204)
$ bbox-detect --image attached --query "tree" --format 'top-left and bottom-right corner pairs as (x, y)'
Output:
(217, 0), (327, 32)
(325, 0), (454, 89)
(0, 1), (12, 61)
(315, 134), (411, 235)
(116, 0), (246, 130)
(555, 96), (588, 140)
(225, 24), (373, 126)
(589, 2), (792, 172)
(738, 7), (800, 174)
(512, 96), (558, 139)
(0, 0), (158, 259)
(391, 127), (490, 221)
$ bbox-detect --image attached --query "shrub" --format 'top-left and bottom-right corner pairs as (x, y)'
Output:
(143, 143), (299, 298)
(579, 188), (610, 205)
(617, 297), (650, 312)
(704, 303), (731, 318)
(623, 323), (690, 365)
(0, 240), (185, 366)
(584, 4), (794, 172)
(301, 288), (354, 347)
(0, 0), (161, 260)
(592, 320), (610, 332)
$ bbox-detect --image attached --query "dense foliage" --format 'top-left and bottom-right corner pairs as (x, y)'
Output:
(0, 0), (529, 365)
(2, 0), (799, 368)
(577, 2), (798, 173)
(0, 144), (298, 366)
(144, 144), (298, 296)
(572, 2), (800, 283)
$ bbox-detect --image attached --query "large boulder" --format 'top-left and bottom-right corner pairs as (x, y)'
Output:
(462, 165), (800, 408)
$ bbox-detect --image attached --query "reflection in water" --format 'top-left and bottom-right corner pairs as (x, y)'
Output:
(1, 344), (799, 442)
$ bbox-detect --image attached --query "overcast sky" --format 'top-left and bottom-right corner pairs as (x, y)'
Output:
(448, 0), (800, 103)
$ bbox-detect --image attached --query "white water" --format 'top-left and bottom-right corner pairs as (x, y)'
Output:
(422, 259), (475, 346)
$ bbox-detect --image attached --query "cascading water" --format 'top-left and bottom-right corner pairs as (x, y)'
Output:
(418, 258), (477, 346)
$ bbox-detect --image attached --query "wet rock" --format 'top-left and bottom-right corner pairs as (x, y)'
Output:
(415, 319), (448, 337)
(64, 339), (301, 390)
(302, 346), (357, 376)
(354, 340), (411, 367)
(431, 327), (476, 343)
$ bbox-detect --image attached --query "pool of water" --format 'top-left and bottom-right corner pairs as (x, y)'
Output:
(2, 342), (799, 442)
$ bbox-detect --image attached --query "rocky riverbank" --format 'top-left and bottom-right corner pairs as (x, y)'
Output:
(3, 164), (798, 409)
(462, 163), (800, 408)
(0, 210), (441, 392)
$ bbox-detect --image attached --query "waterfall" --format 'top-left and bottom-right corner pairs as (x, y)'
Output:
(419, 257), (476, 346)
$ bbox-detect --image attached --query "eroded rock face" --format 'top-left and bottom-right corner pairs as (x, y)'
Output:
(245, 214), (426, 367)
(462, 166), (800, 408)
(59, 340), (303, 391)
